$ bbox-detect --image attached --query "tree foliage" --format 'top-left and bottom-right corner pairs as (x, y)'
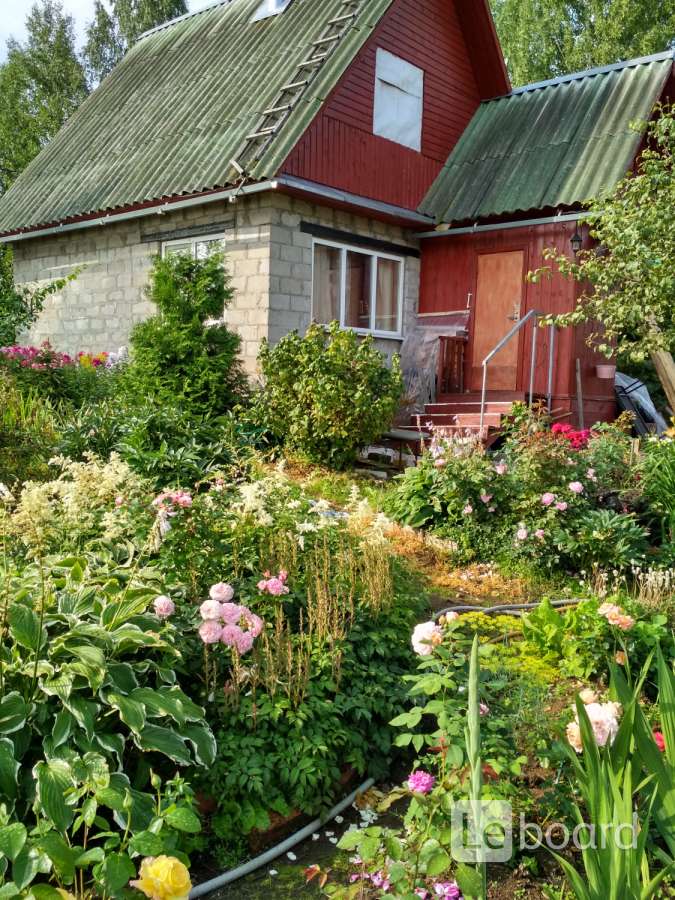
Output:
(533, 108), (675, 363)
(0, 0), (87, 193)
(490, 0), (675, 86)
(83, 0), (187, 84)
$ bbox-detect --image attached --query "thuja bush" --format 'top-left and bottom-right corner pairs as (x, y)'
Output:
(123, 253), (248, 417)
(252, 322), (403, 468)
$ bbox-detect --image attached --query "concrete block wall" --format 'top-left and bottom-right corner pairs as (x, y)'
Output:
(11, 191), (422, 376)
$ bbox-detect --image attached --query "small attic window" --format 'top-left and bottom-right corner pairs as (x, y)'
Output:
(252, 0), (293, 21)
(373, 48), (424, 151)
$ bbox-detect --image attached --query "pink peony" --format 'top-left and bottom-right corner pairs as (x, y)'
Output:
(153, 595), (175, 618)
(555, 501), (568, 511)
(569, 481), (584, 494)
(516, 527), (528, 541)
(494, 463), (507, 475)
(567, 701), (621, 753)
(220, 602), (243, 625)
(535, 528), (545, 540)
(210, 582), (235, 602)
(198, 620), (223, 644)
(200, 599), (224, 621)
(541, 492), (556, 506)
(259, 572), (290, 595)
(234, 630), (255, 655)
(480, 493), (492, 504)
(462, 504), (473, 515)
(220, 624), (244, 647)
(412, 621), (443, 656)
(407, 770), (436, 794)
(242, 611), (263, 637)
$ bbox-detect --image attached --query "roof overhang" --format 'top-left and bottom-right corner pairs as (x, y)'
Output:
(0, 175), (432, 244)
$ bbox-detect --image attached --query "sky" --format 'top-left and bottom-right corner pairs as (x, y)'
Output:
(0, 0), (216, 59)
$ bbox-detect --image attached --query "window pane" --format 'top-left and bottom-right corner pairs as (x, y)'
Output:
(375, 258), (400, 332)
(345, 250), (372, 330)
(164, 241), (193, 257)
(312, 244), (341, 324)
(195, 239), (223, 259)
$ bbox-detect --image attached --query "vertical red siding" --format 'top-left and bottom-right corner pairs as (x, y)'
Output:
(281, 0), (483, 211)
(419, 223), (616, 425)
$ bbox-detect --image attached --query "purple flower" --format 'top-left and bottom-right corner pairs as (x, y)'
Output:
(153, 595), (175, 619)
(433, 883), (462, 899)
(407, 770), (436, 794)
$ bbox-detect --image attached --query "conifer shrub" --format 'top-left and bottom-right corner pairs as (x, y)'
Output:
(123, 252), (247, 417)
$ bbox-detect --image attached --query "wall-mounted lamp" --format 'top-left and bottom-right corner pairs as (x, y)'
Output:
(570, 227), (583, 256)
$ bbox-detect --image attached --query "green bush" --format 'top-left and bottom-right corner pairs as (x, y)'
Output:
(0, 552), (214, 896)
(252, 322), (403, 469)
(122, 253), (247, 417)
(0, 373), (57, 488)
(57, 398), (249, 488)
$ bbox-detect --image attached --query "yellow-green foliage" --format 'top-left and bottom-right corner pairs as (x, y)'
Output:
(451, 611), (559, 684)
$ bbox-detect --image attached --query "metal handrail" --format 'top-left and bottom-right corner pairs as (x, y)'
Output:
(479, 309), (556, 434)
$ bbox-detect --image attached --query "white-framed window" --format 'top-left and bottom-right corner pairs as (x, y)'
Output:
(373, 48), (424, 151)
(161, 234), (225, 259)
(252, 0), (293, 21)
(312, 238), (404, 338)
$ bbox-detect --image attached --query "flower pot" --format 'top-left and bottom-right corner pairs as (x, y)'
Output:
(595, 364), (616, 380)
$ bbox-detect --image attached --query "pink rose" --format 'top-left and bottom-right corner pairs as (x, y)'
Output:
(541, 492), (556, 506)
(198, 620), (223, 644)
(462, 504), (473, 515)
(153, 595), (175, 618)
(407, 770), (435, 794)
(210, 582), (235, 602)
(234, 630), (254, 655)
(494, 463), (507, 475)
(555, 501), (568, 512)
(243, 611), (263, 637)
(516, 527), (528, 541)
(479, 702), (490, 716)
(220, 624), (244, 647)
(535, 528), (545, 539)
(220, 602), (243, 625)
(434, 458), (447, 468)
(569, 481), (584, 494)
(480, 493), (492, 504)
(199, 599), (224, 621)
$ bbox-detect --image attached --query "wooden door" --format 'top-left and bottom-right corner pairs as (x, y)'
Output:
(470, 251), (525, 391)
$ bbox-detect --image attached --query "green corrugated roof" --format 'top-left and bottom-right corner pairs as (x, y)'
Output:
(0, 0), (392, 235)
(420, 52), (674, 224)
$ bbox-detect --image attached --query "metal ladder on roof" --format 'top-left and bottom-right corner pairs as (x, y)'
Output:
(229, 0), (365, 179)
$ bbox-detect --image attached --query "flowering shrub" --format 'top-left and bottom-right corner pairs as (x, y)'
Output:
(386, 412), (653, 575)
(0, 341), (116, 407)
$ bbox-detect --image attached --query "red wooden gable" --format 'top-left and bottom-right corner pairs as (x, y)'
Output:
(281, 0), (508, 212)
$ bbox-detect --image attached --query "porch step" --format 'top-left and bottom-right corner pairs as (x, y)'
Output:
(425, 401), (515, 415)
(411, 391), (523, 445)
(420, 412), (504, 428)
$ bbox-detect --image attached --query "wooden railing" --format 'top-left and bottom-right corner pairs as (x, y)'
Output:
(437, 335), (466, 396)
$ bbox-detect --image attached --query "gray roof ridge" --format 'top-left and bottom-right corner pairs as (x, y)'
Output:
(483, 48), (675, 104)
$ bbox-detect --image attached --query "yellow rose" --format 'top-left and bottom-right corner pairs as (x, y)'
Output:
(131, 856), (192, 900)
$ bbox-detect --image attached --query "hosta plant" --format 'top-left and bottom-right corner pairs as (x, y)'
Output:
(0, 553), (215, 896)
